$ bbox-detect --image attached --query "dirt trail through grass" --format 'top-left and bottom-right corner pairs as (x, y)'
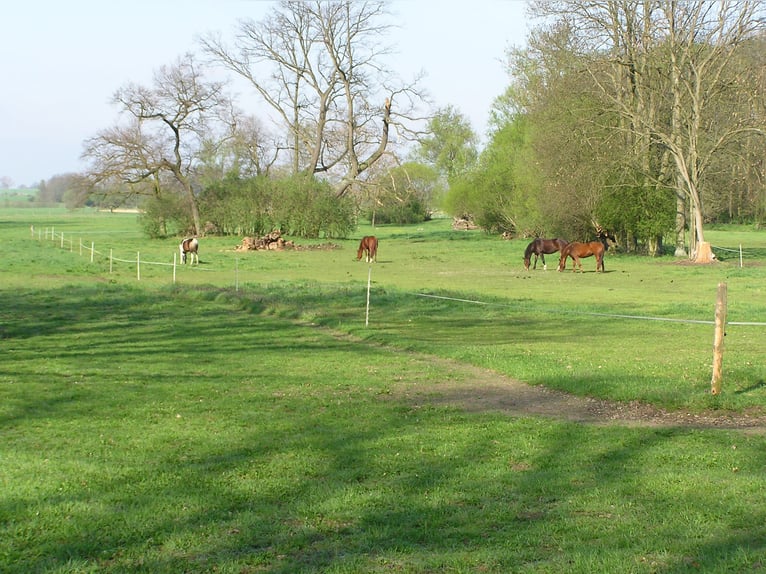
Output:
(321, 326), (766, 433)
(405, 359), (766, 433)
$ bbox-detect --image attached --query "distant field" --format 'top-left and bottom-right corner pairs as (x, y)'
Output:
(0, 187), (37, 204)
(2, 207), (766, 573)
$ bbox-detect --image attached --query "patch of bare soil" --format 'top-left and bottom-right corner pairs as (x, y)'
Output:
(397, 359), (766, 434)
(315, 324), (766, 432)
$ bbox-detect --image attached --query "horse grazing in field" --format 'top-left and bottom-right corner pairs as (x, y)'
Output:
(557, 229), (616, 273)
(180, 237), (199, 265)
(523, 238), (569, 270)
(357, 236), (378, 263)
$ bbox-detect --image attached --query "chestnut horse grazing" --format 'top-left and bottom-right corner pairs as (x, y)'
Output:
(558, 241), (605, 272)
(180, 237), (199, 265)
(557, 229), (615, 272)
(357, 236), (378, 263)
(523, 238), (569, 270)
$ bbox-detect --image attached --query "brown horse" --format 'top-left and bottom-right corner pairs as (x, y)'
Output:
(180, 237), (199, 265)
(558, 241), (605, 272)
(557, 230), (615, 272)
(523, 238), (569, 270)
(357, 236), (378, 263)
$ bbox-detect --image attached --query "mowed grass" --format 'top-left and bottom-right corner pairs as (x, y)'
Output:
(2, 208), (766, 572)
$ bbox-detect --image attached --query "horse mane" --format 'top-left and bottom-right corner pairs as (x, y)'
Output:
(523, 239), (538, 259)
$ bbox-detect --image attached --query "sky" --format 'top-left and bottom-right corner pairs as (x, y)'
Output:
(0, 0), (530, 187)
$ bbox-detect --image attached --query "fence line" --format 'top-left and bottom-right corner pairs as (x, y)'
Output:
(413, 292), (766, 327)
(40, 226), (209, 284)
(37, 226), (765, 328)
(711, 243), (757, 268)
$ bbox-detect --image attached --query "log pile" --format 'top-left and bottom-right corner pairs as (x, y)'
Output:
(235, 230), (295, 252)
(234, 230), (340, 252)
(452, 216), (479, 230)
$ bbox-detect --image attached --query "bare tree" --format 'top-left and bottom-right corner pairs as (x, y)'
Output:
(201, 0), (424, 197)
(82, 53), (231, 235)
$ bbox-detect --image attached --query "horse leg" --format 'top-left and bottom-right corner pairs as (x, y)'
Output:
(540, 253), (546, 270)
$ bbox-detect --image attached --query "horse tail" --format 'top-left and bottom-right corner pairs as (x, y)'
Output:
(369, 237), (378, 261)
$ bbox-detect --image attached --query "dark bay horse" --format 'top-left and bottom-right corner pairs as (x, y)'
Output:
(180, 237), (199, 265)
(558, 230), (615, 272)
(523, 238), (569, 270)
(357, 236), (378, 263)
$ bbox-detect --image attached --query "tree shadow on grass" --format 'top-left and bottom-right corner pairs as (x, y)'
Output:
(3, 283), (766, 572)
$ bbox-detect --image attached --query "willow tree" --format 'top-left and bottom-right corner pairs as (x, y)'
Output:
(201, 0), (425, 197)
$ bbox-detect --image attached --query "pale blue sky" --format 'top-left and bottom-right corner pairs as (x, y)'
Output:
(0, 0), (529, 186)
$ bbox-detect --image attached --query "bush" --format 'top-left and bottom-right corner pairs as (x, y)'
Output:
(198, 174), (355, 239)
(272, 175), (355, 238)
(139, 194), (188, 238)
(198, 176), (271, 236)
(369, 197), (431, 225)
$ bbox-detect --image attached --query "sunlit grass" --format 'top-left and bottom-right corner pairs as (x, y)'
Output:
(2, 209), (766, 572)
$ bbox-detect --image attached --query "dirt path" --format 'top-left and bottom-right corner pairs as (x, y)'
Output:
(317, 324), (766, 433)
(397, 359), (766, 434)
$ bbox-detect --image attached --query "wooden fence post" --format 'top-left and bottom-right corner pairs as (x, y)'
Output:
(711, 282), (728, 395)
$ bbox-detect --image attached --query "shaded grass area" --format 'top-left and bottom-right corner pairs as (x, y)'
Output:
(246, 281), (766, 413)
(2, 285), (766, 573)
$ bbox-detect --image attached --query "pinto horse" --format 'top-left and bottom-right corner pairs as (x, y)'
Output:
(179, 237), (199, 265)
(523, 238), (569, 270)
(557, 230), (615, 272)
(356, 236), (378, 263)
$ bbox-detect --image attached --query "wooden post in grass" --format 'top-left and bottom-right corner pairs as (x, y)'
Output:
(365, 266), (372, 327)
(711, 282), (727, 395)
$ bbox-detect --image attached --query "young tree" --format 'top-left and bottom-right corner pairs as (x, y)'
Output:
(201, 0), (425, 197)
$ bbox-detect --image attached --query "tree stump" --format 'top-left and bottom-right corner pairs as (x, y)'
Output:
(694, 241), (716, 264)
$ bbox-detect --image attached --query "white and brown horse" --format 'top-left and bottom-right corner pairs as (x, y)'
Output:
(356, 236), (378, 263)
(179, 237), (199, 265)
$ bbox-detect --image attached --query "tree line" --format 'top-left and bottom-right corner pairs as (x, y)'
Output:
(41, 0), (765, 261)
(446, 0), (766, 261)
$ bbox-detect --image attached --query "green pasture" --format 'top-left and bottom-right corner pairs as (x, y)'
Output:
(2, 208), (766, 573)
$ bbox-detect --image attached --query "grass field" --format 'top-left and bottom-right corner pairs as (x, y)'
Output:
(2, 208), (766, 573)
